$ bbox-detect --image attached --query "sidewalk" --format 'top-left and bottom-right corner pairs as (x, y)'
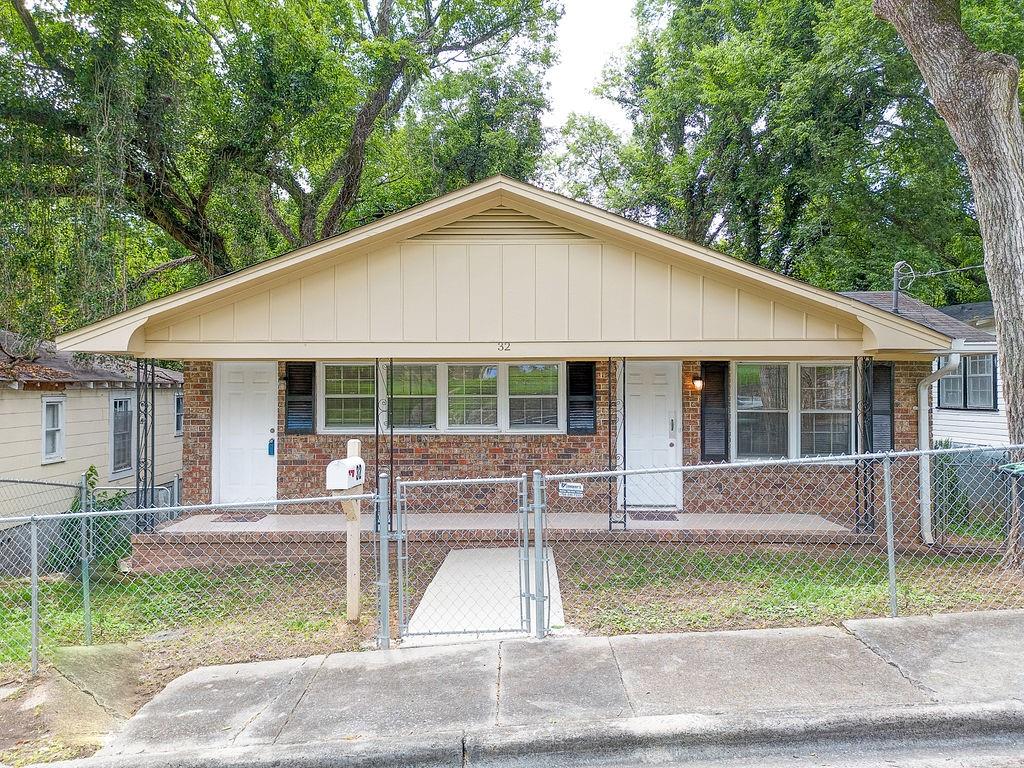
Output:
(39, 610), (1024, 767)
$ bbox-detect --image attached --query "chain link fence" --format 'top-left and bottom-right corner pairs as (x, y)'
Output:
(1, 487), (378, 677)
(3, 444), (1022, 677)
(538, 445), (1024, 637)
(392, 476), (530, 642)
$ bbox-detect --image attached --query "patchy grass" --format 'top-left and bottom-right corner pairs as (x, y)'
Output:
(0, 563), (378, 681)
(555, 547), (1024, 635)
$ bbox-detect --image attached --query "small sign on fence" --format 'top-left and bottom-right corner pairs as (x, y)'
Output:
(558, 481), (584, 499)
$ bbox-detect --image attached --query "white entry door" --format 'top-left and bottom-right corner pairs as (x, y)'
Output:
(215, 362), (278, 502)
(620, 361), (682, 508)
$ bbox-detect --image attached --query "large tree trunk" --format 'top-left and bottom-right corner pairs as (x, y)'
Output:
(872, 1), (1024, 445)
(873, 0), (1024, 566)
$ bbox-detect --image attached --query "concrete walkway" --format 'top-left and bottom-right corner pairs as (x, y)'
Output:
(403, 547), (565, 645)
(40, 610), (1024, 768)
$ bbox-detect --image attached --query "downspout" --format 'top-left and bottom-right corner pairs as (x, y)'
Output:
(917, 348), (962, 545)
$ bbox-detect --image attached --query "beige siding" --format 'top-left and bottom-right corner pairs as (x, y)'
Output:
(0, 387), (184, 521)
(147, 227), (864, 355)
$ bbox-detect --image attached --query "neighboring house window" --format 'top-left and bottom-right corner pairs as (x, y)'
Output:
(937, 355), (997, 410)
(390, 364), (437, 429)
(316, 362), (565, 434)
(735, 363), (788, 459)
(41, 397), (65, 463)
(323, 364), (376, 429)
(111, 395), (134, 475)
(448, 364), (499, 429)
(508, 364), (559, 429)
(799, 365), (853, 457)
(174, 393), (184, 436)
(732, 362), (855, 460)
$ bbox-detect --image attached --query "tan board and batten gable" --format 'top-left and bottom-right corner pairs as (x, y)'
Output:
(58, 177), (953, 360)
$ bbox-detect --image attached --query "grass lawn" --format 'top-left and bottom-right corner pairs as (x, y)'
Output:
(555, 546), (1024, 634)
(0, 562), (377, 683)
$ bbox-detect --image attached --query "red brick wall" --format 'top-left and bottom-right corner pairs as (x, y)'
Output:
(181, 359), (930, 533)
(182, 361), (213, 504)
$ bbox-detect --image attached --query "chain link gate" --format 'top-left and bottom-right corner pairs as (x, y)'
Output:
(392, 475), (532, 642)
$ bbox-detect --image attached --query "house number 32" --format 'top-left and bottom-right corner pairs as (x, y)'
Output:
(497, 342), (511, 351)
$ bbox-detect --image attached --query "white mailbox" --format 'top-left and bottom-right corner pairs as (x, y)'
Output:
(326, 457), (366, 491)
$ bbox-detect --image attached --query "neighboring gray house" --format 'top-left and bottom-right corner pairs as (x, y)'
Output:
(841, 294), (1006, 448)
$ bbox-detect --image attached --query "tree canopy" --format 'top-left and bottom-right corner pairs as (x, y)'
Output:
(554, 0), (1024, 305)
(0, 0), (557, 339)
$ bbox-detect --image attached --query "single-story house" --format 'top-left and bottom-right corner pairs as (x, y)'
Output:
(0, 329), (183, 522)
(55, 177), (986, 540)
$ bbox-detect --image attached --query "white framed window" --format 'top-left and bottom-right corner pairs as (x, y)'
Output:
(390, 364), (438, 429)
(322, 363), (376, 430)
(41, 397), (66, 463)
(508, 364), (560, 429)
(799, 365), (854, 457)
(174, 392), (184, 436)
(110, 394), (135, 478)
(316, 362), (565, 434)
(734, 363), (789, 459)
(447, 364), (500, 429)
(731, 361), (854, 460)
(937, 355), (997, 411)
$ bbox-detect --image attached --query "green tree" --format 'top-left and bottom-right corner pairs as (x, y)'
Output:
(555, 0), (1024, 305)
(0, 0), (557, 337)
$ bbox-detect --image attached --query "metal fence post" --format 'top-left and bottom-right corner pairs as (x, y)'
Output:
(376, 473), (391, 650)
(79, 473), (92, 646)
(30, 517), (40, 675)
(532, 470), (547, 639)
(519, 475), (531, 634)
(883, 455), (899, 618)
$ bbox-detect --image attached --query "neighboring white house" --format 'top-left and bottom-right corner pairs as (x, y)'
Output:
(931, 303), (1008, 447)
(0, 330), (183, 521)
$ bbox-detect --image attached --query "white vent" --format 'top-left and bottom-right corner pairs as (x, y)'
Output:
(411, 206), (590, 241)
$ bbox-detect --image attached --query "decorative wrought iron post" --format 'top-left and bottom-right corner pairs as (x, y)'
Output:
(855, 357), (877, 533)
(135, 359), (157, 531)
(609, 357), (628, 530)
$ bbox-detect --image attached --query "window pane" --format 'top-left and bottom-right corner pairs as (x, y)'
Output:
(448, 396), (498, 427)
(736, 364), (787, 410)
(390, 398), (437, 429)
(736, 412), (788, 459)
(45, 402), (60, 429)
(800, 413), (852, 457)
(389, 365), (437, 396)
(509, 397), (558, 427)
(45, 430), (57, 456)
(112, 399), (133, 471)
(325, 365), (375, 395)
(508, 364), (558, 396)
(967, 376), (993, 408)
(324, 397), (375, 428)
(800, 366), (851, 410)
(448, 365), (498, 396)
(939, 375), (963, 408)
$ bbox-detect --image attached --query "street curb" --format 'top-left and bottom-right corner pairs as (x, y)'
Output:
(30, 700), (1024, 768)
(465, 700), (1024, 765)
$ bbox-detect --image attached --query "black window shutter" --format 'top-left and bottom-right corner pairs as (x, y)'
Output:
(284, 362), (315, 435)
(566, 362), (596, 435)
(700, 362), (729, 462)
(871, 363), (894, 452)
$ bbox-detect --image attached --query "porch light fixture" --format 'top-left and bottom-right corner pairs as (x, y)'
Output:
(692, 374), (704, 392)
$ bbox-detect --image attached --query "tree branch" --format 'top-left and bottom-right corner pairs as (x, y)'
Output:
(9, 0), (75, 80)
(128, 254), (200, 290)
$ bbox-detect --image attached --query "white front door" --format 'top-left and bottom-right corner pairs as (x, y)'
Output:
(215, 362), (278, 502)
(620, 361), (682, 508)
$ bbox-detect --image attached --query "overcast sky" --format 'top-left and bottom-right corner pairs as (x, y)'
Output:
(544, 0), (637, 137)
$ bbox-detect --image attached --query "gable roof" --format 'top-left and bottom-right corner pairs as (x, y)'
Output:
(841, 293), (993, 344)
(1, 329), (182, 387)
(56, 176), (954, 357)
